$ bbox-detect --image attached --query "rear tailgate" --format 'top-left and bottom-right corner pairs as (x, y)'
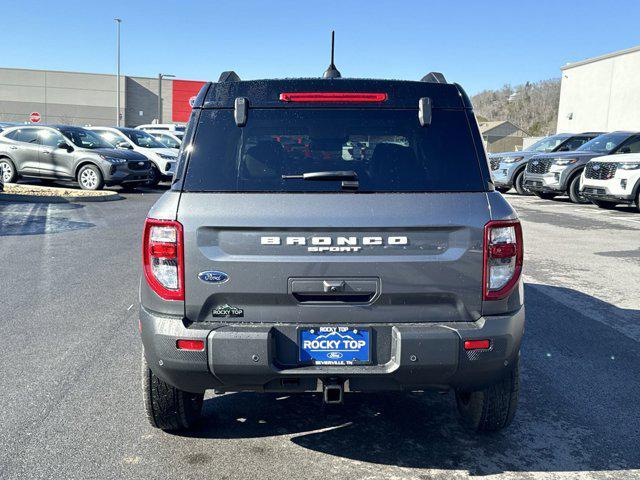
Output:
(179, 192), (490, 324)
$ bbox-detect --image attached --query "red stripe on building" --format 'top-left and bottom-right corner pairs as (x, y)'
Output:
(172, 80), (206, 123)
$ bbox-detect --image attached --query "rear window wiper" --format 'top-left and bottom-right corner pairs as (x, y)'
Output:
(282, 170), (357, 181)
(282, 170), (359, 190)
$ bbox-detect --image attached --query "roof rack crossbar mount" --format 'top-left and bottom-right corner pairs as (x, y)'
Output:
(218, 71), (241, 83)
(421, 72), (447, 84)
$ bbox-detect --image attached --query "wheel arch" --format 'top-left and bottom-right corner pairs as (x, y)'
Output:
(512, 163), (528, 181)
(0, 153), (17, 166)
(74, 159), (103, 179)
(631, 175), (640, 199)
(565, 166), (585, 190)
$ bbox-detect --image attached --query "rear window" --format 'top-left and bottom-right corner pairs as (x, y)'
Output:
(182, 109), (484, 192)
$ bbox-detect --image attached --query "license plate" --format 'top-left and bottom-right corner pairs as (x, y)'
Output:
(299, 327), (370, 365)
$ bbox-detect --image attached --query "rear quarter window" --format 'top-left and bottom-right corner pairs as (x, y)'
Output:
(5, 128), (40, 144)
(183, 108), (485, 193)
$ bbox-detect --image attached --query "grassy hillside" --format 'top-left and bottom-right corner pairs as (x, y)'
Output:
(471, 78), (561, 136)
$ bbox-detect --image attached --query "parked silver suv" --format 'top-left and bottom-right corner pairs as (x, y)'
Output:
(489, 132), (602, 195)
(0, 125), (152, 190)
(524, 131), (639, 203)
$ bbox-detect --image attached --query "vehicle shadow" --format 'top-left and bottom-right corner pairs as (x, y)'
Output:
(0, 202), (93, 236)
(175, 283), (640, 476)
(544, 196), (639, 212)
(116, 184), (171, 196)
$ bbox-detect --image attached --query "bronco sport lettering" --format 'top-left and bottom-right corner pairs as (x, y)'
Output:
(261, 235), (408, 252)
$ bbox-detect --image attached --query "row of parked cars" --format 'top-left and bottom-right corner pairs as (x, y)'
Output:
(0, 122), (184, 191)
(489, 131), (640, 211)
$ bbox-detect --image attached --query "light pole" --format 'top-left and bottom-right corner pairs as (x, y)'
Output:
(157, 73), (175, 124)
(115, 18), (122, 126)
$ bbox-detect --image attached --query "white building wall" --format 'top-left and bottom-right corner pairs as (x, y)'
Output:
(557, 46), (640, 133)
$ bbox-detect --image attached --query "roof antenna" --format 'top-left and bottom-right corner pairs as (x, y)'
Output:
(323, 31), (341, 79)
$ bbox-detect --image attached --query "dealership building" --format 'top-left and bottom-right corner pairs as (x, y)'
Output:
(557, 45), (640, 133)
(0, 67), (205, 127)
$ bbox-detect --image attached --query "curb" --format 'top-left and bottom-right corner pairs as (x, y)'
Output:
(0, 192), (123, 203)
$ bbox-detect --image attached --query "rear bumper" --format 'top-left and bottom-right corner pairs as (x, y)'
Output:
(140, 306), (525, 394)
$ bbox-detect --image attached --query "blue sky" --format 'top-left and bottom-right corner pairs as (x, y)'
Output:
(3, 0), (639, 94)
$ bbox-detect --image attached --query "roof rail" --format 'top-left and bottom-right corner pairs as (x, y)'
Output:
(421, 72), (447, 84)
(218, 71), (241, 82)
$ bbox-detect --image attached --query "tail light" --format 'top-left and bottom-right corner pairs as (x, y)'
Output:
(483, 220), (523, 300)
(279, 92), (388, 103)
(142, 218), (184, 301)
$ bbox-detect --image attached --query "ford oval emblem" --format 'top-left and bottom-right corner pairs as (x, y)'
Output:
(327, 352), (343, 359)
(198, 271), (229, 284)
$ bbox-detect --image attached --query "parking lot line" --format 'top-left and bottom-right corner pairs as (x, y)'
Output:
(612, 216), (640, 224)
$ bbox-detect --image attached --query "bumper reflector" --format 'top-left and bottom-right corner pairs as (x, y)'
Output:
(176, 339), (205, 351)
(464, 339), (490, 350)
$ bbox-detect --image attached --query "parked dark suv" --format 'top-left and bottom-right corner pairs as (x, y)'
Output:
(0, 125), (152, 190)
(139, 71), (525, 433)
(524, 131), (640, 203)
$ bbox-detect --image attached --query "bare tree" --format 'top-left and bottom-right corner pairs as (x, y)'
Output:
(471, 79), (561, 136)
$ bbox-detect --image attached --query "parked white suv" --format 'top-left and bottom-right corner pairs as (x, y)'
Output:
(136, 124), (186, 134)
(581, 153), (640, 211)
(146, 130), (182, 150)
(87, 127), (177, 186)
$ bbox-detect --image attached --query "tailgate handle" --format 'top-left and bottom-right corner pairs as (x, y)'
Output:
(290, 278), (379, 304)
(323, 280), (345, 293)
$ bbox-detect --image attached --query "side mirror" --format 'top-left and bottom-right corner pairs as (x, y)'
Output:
(58, 141), (73, 152)
(116, 141), (133, 150)
(619, 146), (631, 154)
(556, 145), (570, 152)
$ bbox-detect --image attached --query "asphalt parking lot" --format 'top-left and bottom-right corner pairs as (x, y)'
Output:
(1, 190), (639, 480)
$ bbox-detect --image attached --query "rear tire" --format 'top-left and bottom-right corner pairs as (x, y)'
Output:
(568, 174), (589, 204)
(141, 352), (204, 431)
(634, 189), (640, 213)
(455, 359), (519, 432)
(534, 192), (557, 200)
(514, 170), (531, 196)
(592, 200), (618, 210)
(495, 186), (510, 194)
(0, 158), (17, 183)
(77, 164), (104, 190)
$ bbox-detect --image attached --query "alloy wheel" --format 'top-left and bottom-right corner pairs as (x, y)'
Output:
(0, 161), (13, 182)
(80, 168), (98, 189)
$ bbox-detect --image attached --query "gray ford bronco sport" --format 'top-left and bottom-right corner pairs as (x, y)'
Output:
(139, 68), (525, 433)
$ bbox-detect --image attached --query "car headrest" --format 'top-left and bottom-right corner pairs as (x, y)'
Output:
(243, 140), (286, 178)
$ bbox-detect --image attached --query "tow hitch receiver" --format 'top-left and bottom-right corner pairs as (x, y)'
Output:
(323, 381), (344, 404)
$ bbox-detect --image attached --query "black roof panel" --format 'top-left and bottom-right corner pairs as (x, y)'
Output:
(198, 78), (466, 110)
